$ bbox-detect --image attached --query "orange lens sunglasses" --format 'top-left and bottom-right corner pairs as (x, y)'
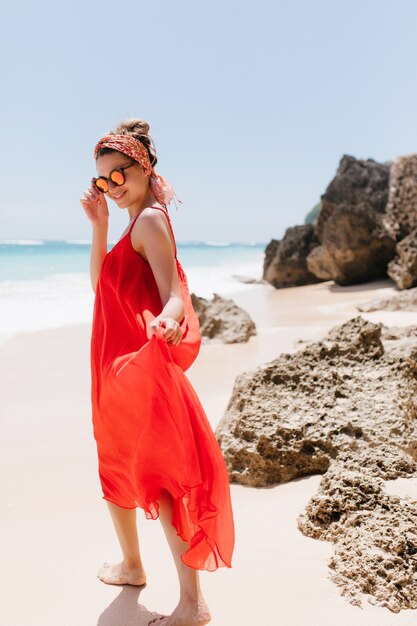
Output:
(93, 161), (137, 193)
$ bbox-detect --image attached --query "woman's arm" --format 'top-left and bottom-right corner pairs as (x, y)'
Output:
(90, 222), (108, 293)
(80, 180), (109, 294)
(134, 209), (184, 343)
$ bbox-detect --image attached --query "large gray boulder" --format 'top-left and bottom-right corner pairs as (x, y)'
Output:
(306, 155), (396, 285)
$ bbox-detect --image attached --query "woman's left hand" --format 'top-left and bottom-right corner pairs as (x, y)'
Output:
(150, 317), (183, 346)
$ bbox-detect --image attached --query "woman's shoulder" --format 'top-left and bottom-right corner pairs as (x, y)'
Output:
(134, 205), (171, 230)
(142, 203), (169, 216)
(132, 205), (176, 257)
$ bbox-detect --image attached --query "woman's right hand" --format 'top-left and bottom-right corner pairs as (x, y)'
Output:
(80, 180), (109, 226)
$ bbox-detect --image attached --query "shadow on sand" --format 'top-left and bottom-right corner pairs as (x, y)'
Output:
(328, 277), (399, 294)
(96, 585), (167, 626)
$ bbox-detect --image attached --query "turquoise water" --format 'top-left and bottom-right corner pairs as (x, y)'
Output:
(0, 240), (266, 281)
(0, 239), (267, 342)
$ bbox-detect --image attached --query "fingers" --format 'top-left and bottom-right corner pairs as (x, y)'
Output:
(80, 188), (94, 201)
(163, 322), (182, 345)
(80, 193), (92, 207)
(81, 180), (101, 201)
(80, 184), (102, 207)
(90, 185), (101, 197)
(152, 318), (183, 345)
(150, 319), (162, 334)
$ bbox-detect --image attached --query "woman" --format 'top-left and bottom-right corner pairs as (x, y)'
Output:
(80, 118), (235, 626)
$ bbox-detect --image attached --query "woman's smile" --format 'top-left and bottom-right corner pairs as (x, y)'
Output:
(112, 190), (127, 200)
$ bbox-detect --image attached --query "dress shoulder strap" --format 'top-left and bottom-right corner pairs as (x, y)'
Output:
(127, 205), (178, 258)
(148, 205), (178, 259)
(127, 212), (142, 235)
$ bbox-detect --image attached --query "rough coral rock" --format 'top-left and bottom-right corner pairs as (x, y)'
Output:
(375, 155), (417, 290)
(298, 456), (417, 612)
(387, 228), (417, 289)
(306, 155), (395, 285)
(383, 154), (417, 241)
(216, 316), (417, 487)
(215, 316), (417, 610)
(190, 292), (256, 344)
(327, 501), (417, 612)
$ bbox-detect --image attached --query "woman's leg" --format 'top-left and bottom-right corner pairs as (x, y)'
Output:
(97, 501), (147, 586)
(149, 488), (211, 625)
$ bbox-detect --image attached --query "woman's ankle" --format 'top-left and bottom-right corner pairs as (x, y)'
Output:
(123, 557), (144, 571)
(179, 588), (204, 604)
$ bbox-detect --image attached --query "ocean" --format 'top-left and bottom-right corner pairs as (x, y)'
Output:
(0, 239), (267, 345)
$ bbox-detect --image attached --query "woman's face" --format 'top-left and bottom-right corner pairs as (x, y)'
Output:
(95, 151), (149, 209)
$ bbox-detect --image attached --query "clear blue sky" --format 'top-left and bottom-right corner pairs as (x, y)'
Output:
(2, 0), (417, 243)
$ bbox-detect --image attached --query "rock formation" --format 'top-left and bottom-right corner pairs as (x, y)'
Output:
(381, 156), (417, 289)
(262, 224), (321, 288)
(306, 155), (395, 285)
(231, 274), (267, 285)
(263, 153), (417, 290)
(383, 154), (417, 240)
(387, 228), (417, 289)
(298, 453), (417, 612)
(190, 292), (256, 344)
(215, 316), (417, 610)
(215, 316), (417, 486)
(358, 286), (417, 312)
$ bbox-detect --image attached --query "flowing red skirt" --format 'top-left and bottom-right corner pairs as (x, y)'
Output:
(92, 326), (235, 571)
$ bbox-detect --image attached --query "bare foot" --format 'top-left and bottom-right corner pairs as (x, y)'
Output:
(97, 560), (147, 586)
(148, 593), (211, 625)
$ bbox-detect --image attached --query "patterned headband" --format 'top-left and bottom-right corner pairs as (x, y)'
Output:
(93, 133), (181, 210)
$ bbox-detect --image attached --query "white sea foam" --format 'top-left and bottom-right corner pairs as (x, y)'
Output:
(0, 237), (266, 344)
(0, 259), (264, 345)
(0, 273), (95, 346)
(186, 261), (263, 298)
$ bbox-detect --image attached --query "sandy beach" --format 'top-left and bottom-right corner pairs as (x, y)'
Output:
(2, 277), (417, 625)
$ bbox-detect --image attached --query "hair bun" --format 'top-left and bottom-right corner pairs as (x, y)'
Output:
(112, 117), (157, 167)
(115, 118), (150, 136)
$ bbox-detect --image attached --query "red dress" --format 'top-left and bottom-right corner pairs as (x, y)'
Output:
(90, 205), (235, 571)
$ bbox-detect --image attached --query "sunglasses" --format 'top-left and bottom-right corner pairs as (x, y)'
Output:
(93, 161), (137, 193)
